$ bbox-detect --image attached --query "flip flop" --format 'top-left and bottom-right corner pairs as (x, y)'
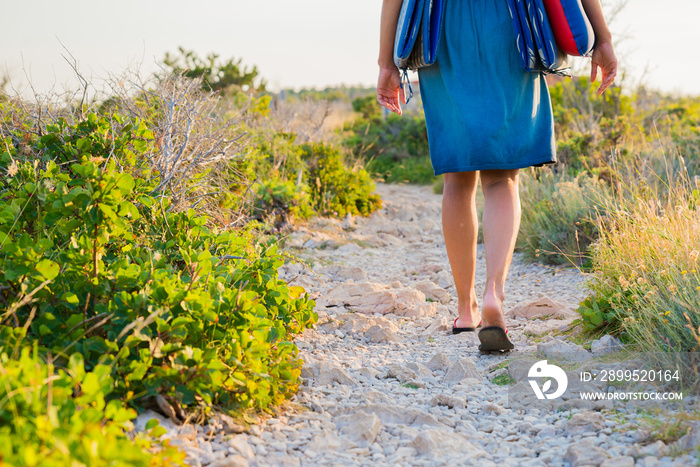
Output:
(478, 326), (515, 351)
(452, 317), (482, 334)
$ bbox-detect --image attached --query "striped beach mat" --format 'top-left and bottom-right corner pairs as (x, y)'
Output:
(506, 0), (571, 76)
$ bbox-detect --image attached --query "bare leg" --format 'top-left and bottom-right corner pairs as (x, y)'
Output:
(479, 169), (521, 329)
(442, 172), (481, 328)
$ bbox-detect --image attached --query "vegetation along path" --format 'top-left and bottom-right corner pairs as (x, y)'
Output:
(166, 183), (699, 467)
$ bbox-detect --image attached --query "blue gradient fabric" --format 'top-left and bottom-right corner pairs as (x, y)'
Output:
(417, 0), (557, 175)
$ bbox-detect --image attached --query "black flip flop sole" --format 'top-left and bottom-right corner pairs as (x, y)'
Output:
(478, 326), (515, 351)
(452, 318), (482, 334)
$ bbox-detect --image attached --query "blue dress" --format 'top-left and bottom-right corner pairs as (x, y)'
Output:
(417, 0), (556, 175)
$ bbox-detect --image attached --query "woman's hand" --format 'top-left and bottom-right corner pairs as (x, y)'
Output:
(590, 41), (618, 95)
(377, 66), (405, 115)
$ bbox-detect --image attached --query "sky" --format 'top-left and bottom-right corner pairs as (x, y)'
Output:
(1, 0), (699, 97)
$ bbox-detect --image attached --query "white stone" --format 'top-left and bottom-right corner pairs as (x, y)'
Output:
(506, 296), (576, 319)
(444, 358), (481, 384)
(367, 325), (403, 343)
(565, 411), (606, 436)
(414, 280), (451, 304)
(590, 334), (624, 355)
(198, 183), (655, 467)
(228, 436), (255, 459)
(348, 404), (443, 427)
(483, 403), (507, 416)
(433, 270), (454, 289)
(385, 364), (419, 384)
(600, 457), (634, 467)
(631, 440), (669, 458)
(306, 430), (348, 451)
(335, 412), (382, 447)
(537, 426), (557, 437)
(410, 429), (486, 458)
(405, 362), (432, 379)
(319, 265), (368, 283)
(537, 338), (592, 362)
(431, 394), (466, 409)
(323, 282), (429, 316)
(208, 457), (249, 467)
(302, 361), (358, 387)
(422, 316), (451, 337)
(564, 441), (609, 467)
(425, 353), (452, 372)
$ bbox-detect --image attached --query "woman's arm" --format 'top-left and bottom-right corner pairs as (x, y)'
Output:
(581, 0), (618, 94)
(377, 0), (404, 115)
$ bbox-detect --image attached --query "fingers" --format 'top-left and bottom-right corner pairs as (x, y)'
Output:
(597, 64), (618, 95)
(590, 62), (598, 85)
(377, 66), (403, 115)
(377, 93), (402, 115)
(399, 85), (406, 105)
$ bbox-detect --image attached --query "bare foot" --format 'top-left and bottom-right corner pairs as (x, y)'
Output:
(480, 291), (507, 330)
(454, 298), (481, 328)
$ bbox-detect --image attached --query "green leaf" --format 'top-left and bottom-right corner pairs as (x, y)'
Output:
(35, 259), (60, 280)
(99, 204), (117, 221)
(590, 314), (604, 326)
(69, 353), (86, 382)
(126, 361), (149, 381)
(145, 418), (161, 431)
(63, 292), (80, 305)
(24, 182), (36, 194)
(115, 173), (135, 194)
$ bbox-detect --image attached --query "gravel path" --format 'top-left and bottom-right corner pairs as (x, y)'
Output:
(145, 183), (699, 467)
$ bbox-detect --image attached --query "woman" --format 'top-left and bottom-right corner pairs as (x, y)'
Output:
(377, 0), (617, 351)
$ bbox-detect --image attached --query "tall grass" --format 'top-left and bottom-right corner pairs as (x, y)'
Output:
(517, 167), (610, 266)
(585, 157), (700, 351)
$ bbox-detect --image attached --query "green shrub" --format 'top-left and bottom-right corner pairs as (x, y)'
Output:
(0, 114), (317, 414)
(245, 130), (304, 182)
(352, 95), (383, 120)
(0, 347), (185, 466)
(366, 155), (435, 185)
(301, 142), (382, 217)
(253, 178), (315, 225)
(342, 98), (432, 184)
(517, 168), (609, 266)
(242, 131), (381, 223)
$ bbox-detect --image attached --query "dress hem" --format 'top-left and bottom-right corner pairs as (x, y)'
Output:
(433, 158), (556, 176)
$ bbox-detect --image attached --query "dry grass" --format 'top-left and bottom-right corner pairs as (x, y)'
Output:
(586, 157), (700, 352)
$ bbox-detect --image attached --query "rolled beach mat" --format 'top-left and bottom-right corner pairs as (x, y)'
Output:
(541, 0), (596, 57)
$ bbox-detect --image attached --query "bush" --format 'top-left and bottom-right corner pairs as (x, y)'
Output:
(342, 98), (432, 185)
(0, 111), (318, 463)
(0, 114), (316, 414)
(366, 155), (435, 185)
(549, 77), (636, 175)
(517, 168), (610, 266)
(253, 178), (315, 226)
(579, 165), (700, 350)
(301, 142), (382, 217)
(0, 347), (185, 467)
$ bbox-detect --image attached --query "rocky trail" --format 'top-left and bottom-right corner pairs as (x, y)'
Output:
(141, 184), (699, 467)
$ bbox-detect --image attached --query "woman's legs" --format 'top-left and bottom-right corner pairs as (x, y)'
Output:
(442, 172), (481, 328)
(442, 169), (521, 330)
(478, 169), (521, 329)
